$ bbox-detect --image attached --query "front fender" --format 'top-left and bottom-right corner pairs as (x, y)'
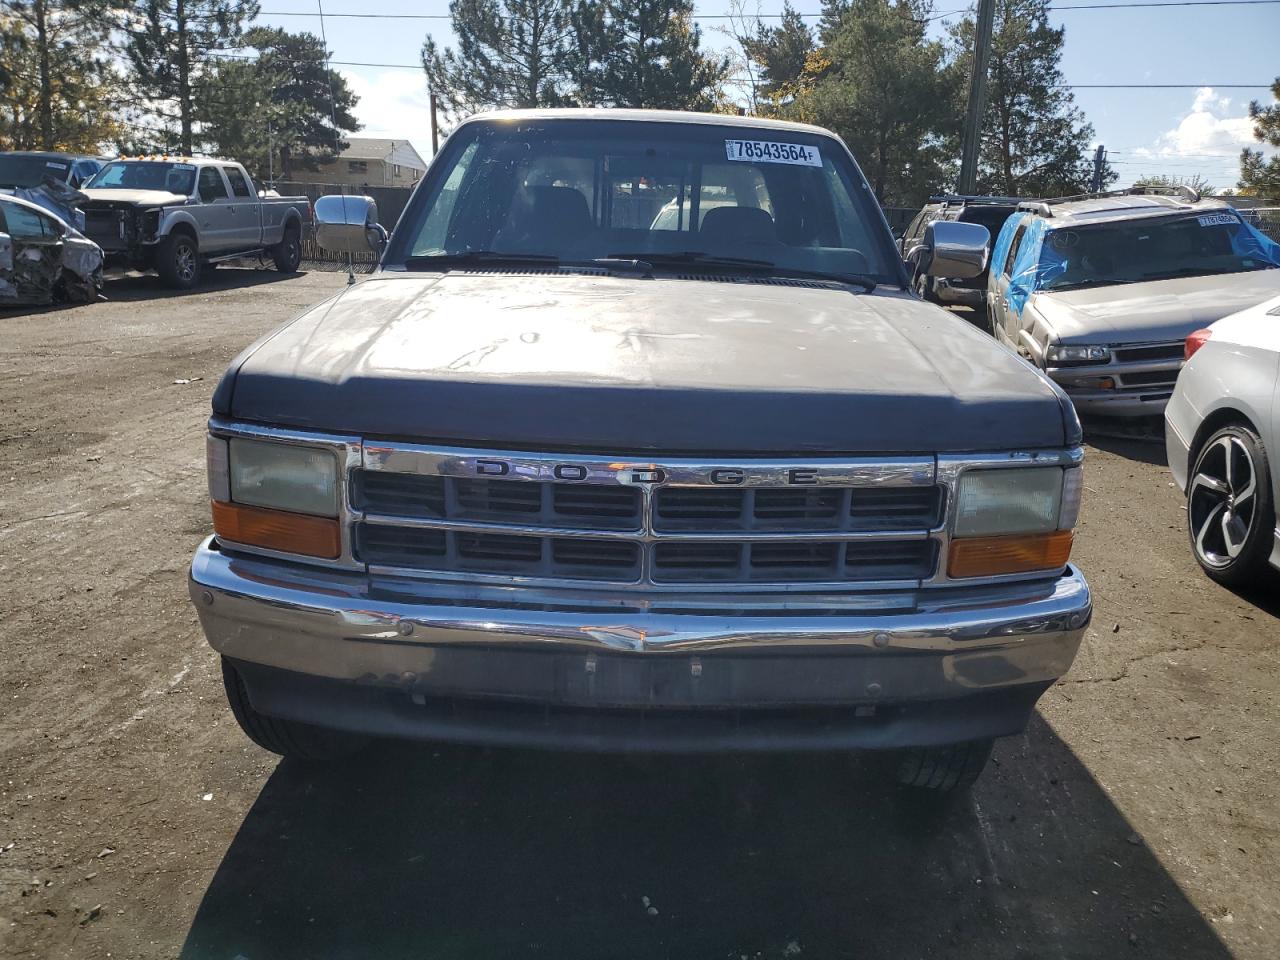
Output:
(159, 208), (201, 241)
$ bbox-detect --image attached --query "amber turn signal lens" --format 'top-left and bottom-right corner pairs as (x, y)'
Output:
(211, 501), (341, 559)
(947, 530), (1073, 579)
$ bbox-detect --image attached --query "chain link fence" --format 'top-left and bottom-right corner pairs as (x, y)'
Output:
(1237, 206), (1280, 243)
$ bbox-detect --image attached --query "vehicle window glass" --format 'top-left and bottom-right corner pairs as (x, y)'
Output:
(86, 161), (197, 195)
(0, 155), (68, 188)
(224, 167), (253, 198)
(1004, 224), (1028, 276)
(411, 139), (480, 256)
(1, 201), (54, 240)
(199, 167), (229, 201)
(397, 120), (894, 282)
(1039, 212), (1280, 291)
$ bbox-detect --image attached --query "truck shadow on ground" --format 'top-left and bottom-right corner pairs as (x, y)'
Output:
(181, 714), (1230, 960)
(101, 266), (299, 302)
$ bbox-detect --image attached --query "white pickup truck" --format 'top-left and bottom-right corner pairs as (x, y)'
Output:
(81, 157), (311, 288)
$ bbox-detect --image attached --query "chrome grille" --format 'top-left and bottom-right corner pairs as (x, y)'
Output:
(351, 447), (944, 587)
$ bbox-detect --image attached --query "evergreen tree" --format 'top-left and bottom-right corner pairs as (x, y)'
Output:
(744, 1), (815, 105)
(0, 0), (121, 150)
(949, 0), (1112, 197)
(121, 0), (260, 154)
(198, 27), (360, 180)
(785, 0), (952, 205)
(571, 0), (729, 110)
(422, 0), (575, 120)
(1237, 78), (1280, 197)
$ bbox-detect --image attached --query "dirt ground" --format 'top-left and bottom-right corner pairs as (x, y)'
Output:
(1, 268), (1277, 960)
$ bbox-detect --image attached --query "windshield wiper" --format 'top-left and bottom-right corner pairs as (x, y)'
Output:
(606, 251), (877, 292)
(403, 251), (561, 270)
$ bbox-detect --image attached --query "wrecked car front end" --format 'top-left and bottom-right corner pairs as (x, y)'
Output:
(0, 195), (104, 308)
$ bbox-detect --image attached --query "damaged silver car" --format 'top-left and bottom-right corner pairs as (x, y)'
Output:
(0, 193), (104, 307)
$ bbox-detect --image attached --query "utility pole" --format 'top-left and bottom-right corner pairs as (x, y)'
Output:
(958, 0), (996, 195)
(429, 92), (440, 156)
(1090, 144), (1106, 193)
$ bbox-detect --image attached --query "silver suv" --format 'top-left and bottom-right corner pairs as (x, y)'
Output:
(987, 187), (1280, 416)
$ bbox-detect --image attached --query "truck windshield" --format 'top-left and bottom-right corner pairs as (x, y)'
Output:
(393, 119), (896, 284)
(1040, 212), (1280, 291)
(86, 161), (197, 195)
(0, 154), (72, 188)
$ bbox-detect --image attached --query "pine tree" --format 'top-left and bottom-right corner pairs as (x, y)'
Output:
(784, 0), (952, 205)
(122, 0), (260, 154)
(744, 1), (815, 106)
(949, 0), (1112, 197)
(422, 0), (575, 120)
(0, 0), (121, 150)
(198, 27), (360, 180)
(571, 0), (729, 110)
(1238, 78), (1280, 197)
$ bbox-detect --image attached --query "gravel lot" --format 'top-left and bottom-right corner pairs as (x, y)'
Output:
(2, 268), (1278, 959)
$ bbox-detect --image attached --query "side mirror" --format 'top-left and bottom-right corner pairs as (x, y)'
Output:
(315, 195), (386, 255)
(915, 220), (990, 279)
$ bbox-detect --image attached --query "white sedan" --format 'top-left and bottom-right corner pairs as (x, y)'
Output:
(1166, 293), (1280, 585)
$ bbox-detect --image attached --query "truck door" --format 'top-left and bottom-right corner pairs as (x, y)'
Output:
(222, 166), (261, 249)
(196, 166), (236, 252)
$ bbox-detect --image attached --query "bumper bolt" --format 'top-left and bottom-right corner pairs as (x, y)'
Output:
(199, 590), (213, 606)
(398, 621), (414, 636)
(873, 631), (890, 648)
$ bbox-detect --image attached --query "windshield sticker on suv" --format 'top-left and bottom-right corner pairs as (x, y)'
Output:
(173, 163), (196, 170)
(724, 140), (822, 167)
(1197, 213), (1238, 227)
(45, 161), (68, 170)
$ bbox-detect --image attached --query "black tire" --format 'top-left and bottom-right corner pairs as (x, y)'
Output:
(156, 231), (201, 289)
(271, 222), (302, 274)
(1187, 423), (1275, 588)
(221, 658), (365, 762)
(895, 739), (995, 792)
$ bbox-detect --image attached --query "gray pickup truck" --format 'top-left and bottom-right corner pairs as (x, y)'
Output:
(189, 110), (1093, 792)
(81, 157), (310, 289)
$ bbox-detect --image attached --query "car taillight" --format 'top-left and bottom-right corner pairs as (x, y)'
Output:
(1185, 328), (1212, 360)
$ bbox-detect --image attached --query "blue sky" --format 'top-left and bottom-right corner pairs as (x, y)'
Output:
(252, 1), (1278, 193)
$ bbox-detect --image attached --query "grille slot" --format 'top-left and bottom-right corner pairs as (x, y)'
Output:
(656, 488), (744, 522)
(1117, 370), (1177, 387)
(355, 470), (641, 530)
(754, 489), (842, 521)
(1113, 343), (1183, 363)
(845, 541), (936, 579)
(850, 487), (943, 529)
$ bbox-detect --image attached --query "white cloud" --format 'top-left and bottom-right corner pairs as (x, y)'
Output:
(342, 69), (436, 161)
(1133, 87), (1270, 162)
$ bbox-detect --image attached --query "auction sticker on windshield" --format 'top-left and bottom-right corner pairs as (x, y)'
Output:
(725, 140), (822, 167)
(1197, 213), (1238, 227)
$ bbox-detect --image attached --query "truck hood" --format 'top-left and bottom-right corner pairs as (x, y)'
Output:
(1033, 268), (1280, 344)
(81, 188), (189, 207)
(217, 271), (1072, 455)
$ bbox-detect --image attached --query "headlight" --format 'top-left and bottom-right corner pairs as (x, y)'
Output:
(948, 466), (1081, 578)
(1046, 344), (1110, 365)
(206, 436), (342, 559)
(227, 437), (339, 516)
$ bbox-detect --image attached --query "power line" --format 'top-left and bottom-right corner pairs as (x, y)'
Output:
(209, 50), (1271, 88)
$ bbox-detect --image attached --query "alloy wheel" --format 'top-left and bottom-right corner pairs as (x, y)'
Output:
(1189, 434), (1258, 568)
(176, 242), (196, 283)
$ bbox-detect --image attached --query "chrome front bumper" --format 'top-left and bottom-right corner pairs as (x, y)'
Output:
(190, 538), (1092, 751)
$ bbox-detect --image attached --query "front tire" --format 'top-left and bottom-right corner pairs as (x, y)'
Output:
(1187, 423), (1275, 587)
(271, 223), (302, 274)
(221, 658), (365, 762)
(895, 739), (995, 792)
(157, 232), (201, 289)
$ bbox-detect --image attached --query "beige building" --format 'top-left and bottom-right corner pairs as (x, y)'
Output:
(292, 138), (429, 188)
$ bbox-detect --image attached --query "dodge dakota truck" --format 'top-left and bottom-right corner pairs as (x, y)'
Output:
(81, 157), (310, 289)
(189, 110), (1093, 792)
